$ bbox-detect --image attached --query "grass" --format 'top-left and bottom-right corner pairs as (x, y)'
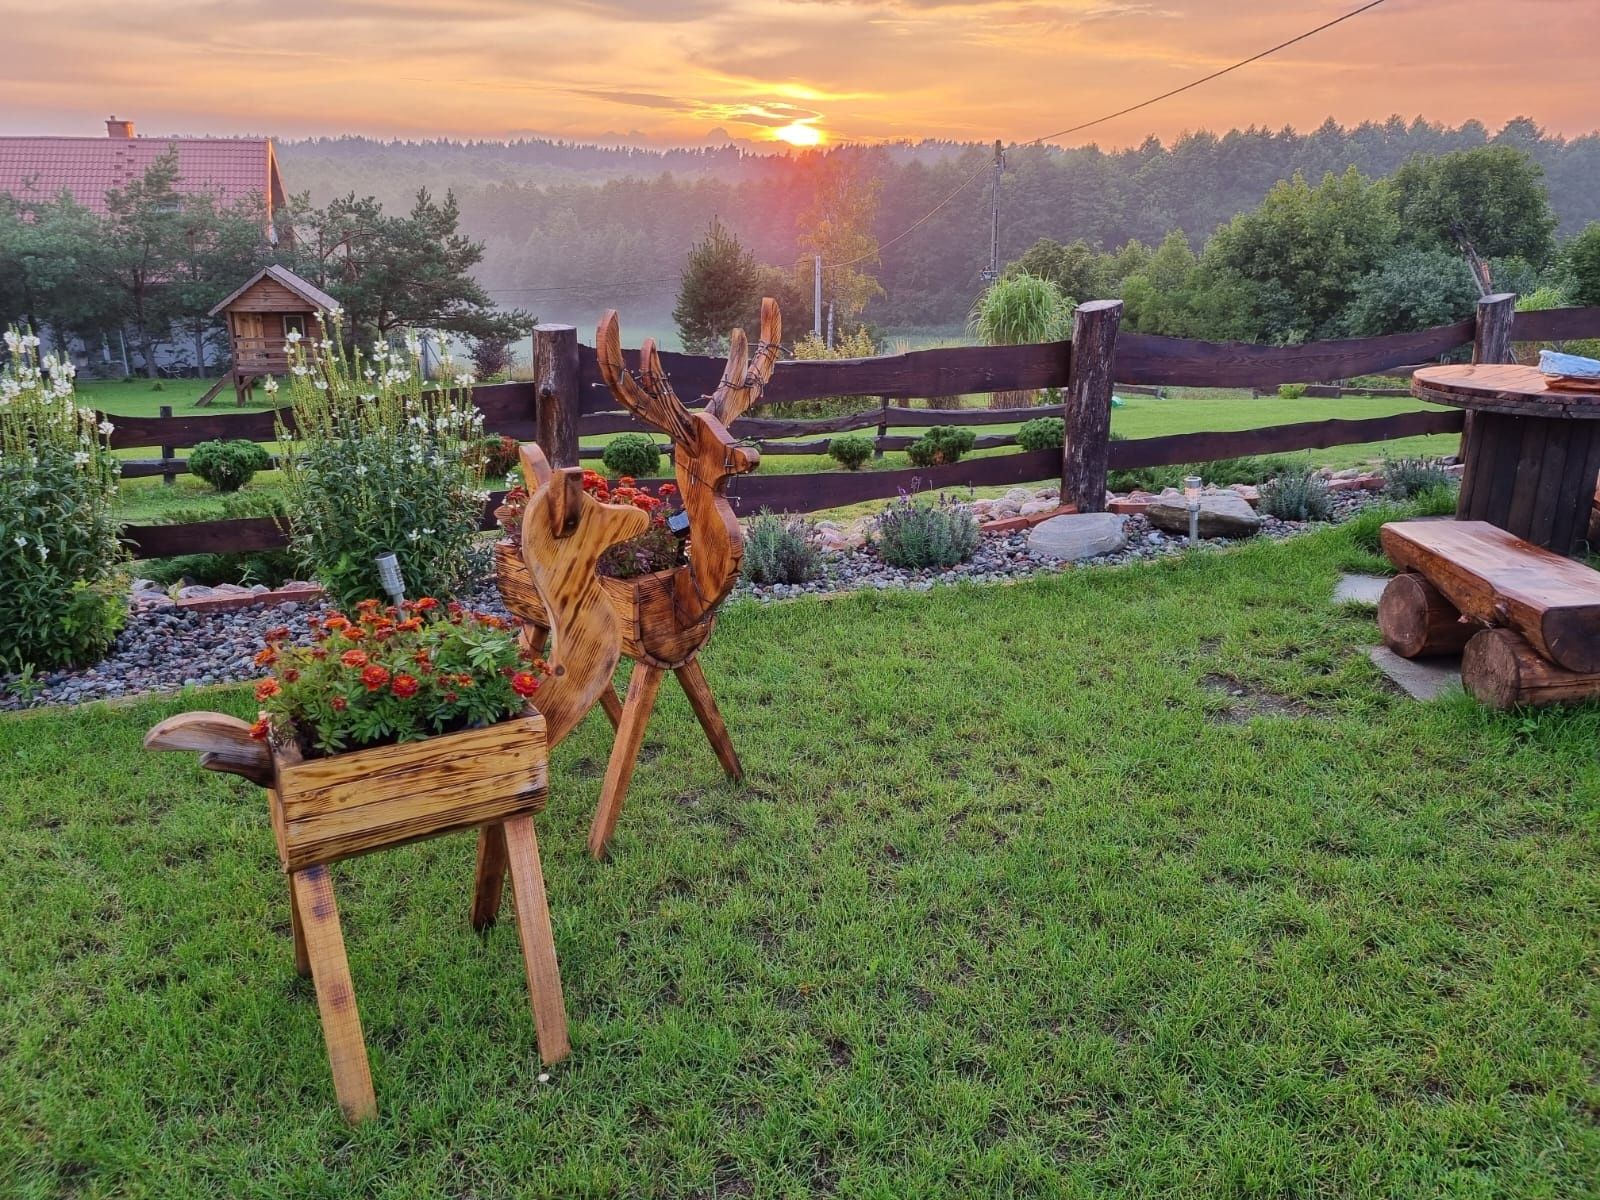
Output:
(3, 523), (1597, 1197)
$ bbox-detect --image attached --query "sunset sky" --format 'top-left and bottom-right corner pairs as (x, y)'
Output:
(0, 0), (1592, 148)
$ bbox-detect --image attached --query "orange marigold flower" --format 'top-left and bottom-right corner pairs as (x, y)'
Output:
(361, 664), (391, 692)
(255, 678), (281, 701)
(510, 671), (541, 698)
(391, 673), (420, 699)
(249, 716), (271, 741)
(253, 646), (278, 667)
(323, 615), (351, 631)
(310, 647), (328, 660)
(331, 695), (348, 712)
(414, 597), (439, 612)
(283, 668), (300, 683)
(455, 673), (475, 689)
(356, 598), (382, 613)
(341, 649), (369, 668)
(618, 475), (636, 487)
(342, 627), (365, 641)
(397, 618), (423, 633)
(265, 625), (291, 643)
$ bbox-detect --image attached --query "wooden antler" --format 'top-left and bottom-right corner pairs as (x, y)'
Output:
(706, 297), (781, 427)
(143, 712), (274, 785)
(595, 310), (696, 444)
(519, 448), (648, 749)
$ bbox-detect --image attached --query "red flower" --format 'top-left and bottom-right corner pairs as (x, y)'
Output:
(331, 696), (348, 712)
(391, 673), (420, 699)
(510, 671), (541, 698)
(309, 647), (328, 661)
(341, 650), (369, 669)
(255, 678), (281, 701)
(361, 664), (391, 692)
(265, 625), (291, 643)
(455, 673), (475, 689)
(248, 716), (271, 741)
(342, 628), (365, 642)
(442, 690), (458, 703)
(619, 475), (636, 487)
(356, 599), (381, 614)
(253, 646), (278, 667)
(658, 483), (677, 497)
(283, 668), (300, 683)
(396, 617), (423, 633)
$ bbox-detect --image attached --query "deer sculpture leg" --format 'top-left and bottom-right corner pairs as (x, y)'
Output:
(674, 657), (742, 781)
(587, 661), (667, 858)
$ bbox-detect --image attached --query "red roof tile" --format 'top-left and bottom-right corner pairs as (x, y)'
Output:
(0, 135), (286, 219)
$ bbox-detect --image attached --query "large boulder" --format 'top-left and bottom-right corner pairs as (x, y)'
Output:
(1146, 490), (1263, 539)
(1027, 512), (1129, 561)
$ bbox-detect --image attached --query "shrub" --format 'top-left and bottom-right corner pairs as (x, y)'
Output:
(1259, 467), (1334, 521)
(782, 328), (879, 419)
(742, 511), (822, 585)
(188, 438), (271, 492)
(906, 425), (976, 467)
(601, 433), (661, 478)
(874, 493), (980, 569)
(1016, 417), (1065, 451)
(1278, 383), (1309, 399)
(828, 434), (874, 470)
(475, 435), (520, 480)
(1383, 456), (1454, 500)
(277, 320), (487, 608)
(0, 330), (126, 672)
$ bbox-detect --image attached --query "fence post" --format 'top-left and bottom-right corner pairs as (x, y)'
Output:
(533, 323), (580, 468)
(1061, 299), (1123, 513)
(875, 395), (888, 458)
(159, 404), (175, 487)
(1460, 293), (1517, 466)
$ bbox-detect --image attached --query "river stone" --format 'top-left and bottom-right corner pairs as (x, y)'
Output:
(1027, 512), (1129, 561)
(1146, 490), (1263, 539)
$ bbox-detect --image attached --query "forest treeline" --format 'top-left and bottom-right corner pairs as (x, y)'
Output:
(279, 117), (1600, 330)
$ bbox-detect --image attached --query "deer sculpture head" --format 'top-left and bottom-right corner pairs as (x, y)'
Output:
(594, 298), (781, 626)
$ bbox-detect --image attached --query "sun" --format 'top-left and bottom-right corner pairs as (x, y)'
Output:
(773, 121), (824, 147)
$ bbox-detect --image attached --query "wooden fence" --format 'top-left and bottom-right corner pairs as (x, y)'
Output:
(117, 300), (1600, 560)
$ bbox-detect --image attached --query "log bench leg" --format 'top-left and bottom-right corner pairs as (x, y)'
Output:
(1378, 572), (1476, 658)
(470, 823), (509, 931)
(504, 813), (570, 1065)
(588, 661), (664, 859)
(1463, 627), (1600, 709)
(675, 658), (742, 781)
(289, 865), (376, 1123)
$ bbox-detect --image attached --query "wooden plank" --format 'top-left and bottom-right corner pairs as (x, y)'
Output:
(122, 514), (290, 557)
(107, 408), (282, 450)
(1511, 306), (1600, 344)
(1115, 320), (1476, 389)
(717, 449), (1063, 514)
(274, 715), (548, 870)
(1107, 409), (1464, 470)
(1380, 519), (1600, 672)
(577, 339), (1072, 413)
(1550, 423), (1600, 555)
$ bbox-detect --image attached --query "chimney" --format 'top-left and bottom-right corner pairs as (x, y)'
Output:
(106, 116), (134, 138)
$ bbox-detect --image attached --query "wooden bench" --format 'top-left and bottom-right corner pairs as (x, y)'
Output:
(1378, 519), (1600, 708)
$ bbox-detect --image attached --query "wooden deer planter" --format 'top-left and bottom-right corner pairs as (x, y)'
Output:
(143, 450), (647, 1122)
(495, 300), (781, 858)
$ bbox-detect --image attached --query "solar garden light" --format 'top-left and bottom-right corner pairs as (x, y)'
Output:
(374, 551), (406, 609)
(1184, 474), (1203, 547)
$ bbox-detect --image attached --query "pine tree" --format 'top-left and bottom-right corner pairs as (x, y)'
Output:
(672, 217), (761, 354)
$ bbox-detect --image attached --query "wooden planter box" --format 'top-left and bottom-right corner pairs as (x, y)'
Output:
(495, 539), (710, 667)
(270, 712), (548, 872)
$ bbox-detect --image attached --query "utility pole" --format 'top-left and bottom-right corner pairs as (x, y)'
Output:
(813, 253), (823, 338)
(981, 139), (1005, 286)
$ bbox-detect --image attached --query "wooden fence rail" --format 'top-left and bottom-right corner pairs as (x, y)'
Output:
(113, 301), (1600, 559)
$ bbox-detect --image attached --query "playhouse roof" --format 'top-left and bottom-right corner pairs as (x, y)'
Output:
(209, 264), (340, 317)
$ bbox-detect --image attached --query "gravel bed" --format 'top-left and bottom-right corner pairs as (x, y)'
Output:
(0, 491), (1385, 711)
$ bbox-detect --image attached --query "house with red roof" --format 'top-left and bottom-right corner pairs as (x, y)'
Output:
(0, 116), (288, 232)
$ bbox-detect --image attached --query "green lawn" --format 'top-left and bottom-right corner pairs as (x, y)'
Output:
(4, 521), (1597, 1197)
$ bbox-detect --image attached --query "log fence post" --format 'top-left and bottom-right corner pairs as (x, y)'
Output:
(875, 395), (888, 458)
(1458, 292), (1517, 477)
(159, 404), (175, 487)
(534, 323), (580, 468)
(1061, 299), (1123, 513)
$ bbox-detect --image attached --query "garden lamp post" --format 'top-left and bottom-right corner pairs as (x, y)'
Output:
(1184, 475), (1202, 547)
(375, 551), (406, 609)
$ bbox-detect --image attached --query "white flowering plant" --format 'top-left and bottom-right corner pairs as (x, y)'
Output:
(276, 315), (489, 607)
(0, 329), (126, 672)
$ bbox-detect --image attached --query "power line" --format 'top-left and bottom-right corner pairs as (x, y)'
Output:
(824, 0), (1392, 270)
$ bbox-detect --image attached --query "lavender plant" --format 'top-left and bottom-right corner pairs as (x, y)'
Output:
(873, 492), (979, 569)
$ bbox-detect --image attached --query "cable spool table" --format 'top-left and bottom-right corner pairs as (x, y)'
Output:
(1412, 363), (1600, 554)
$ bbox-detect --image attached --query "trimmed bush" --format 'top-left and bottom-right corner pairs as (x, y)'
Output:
(0, 330), (126, 672)
(188, 439), (271, 492)
(602, 433), (661, 478)
(1278, 383), (1309, 399)
(278, 323), (487, 607)
(742, 511), (822, 585)
(906, 426), (976, 467)
(1259, 467), (1334, 521)
(828, 435), (874, 471)
(1383, 456), (1454, 500)
(1016, 417), (1065, 451)
(874, 493), (979, 569)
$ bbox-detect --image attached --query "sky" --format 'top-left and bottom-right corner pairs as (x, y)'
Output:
(0, 0), (1594, 149)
